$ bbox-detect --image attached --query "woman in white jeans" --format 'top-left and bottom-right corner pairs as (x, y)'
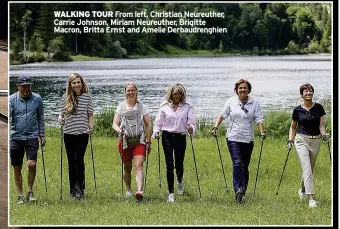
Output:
(287, 83), (329, 208)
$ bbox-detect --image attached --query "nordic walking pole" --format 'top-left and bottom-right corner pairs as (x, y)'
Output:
(60, 125), (63, 200)
(327, 139), (331, 166)
(89, 135), (97, 194)
(214, 136), (228, 192)
(144, 142), (150, 192)
(189, 133), (202, 200)
(253, 137), (265, 195)
(276, 148), (292, 195)
(120, 136), (124, 196)
(40, 144), (47, 194)
(157, 137), (161, 187)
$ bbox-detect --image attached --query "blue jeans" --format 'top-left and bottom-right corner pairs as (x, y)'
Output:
(227, 139), (254, 194)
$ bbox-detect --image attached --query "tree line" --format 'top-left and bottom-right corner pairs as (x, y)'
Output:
(9, 3), (332, 64)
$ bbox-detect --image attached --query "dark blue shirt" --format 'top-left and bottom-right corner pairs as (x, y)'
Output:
(292, 103), (326, 136)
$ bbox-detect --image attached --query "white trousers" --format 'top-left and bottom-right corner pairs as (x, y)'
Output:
(294, 133), (320, 194)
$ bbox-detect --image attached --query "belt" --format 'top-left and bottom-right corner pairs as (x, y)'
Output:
(297, 133), (320, 139)
(162, 131), (186, 136)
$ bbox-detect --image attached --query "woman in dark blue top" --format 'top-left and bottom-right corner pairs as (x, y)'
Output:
(287, 83), (329, 208)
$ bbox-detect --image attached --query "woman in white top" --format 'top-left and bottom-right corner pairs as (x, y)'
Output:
(112, 83), (152, 202)
(212, 79), (266, 204)
(58, 73), (94, 200)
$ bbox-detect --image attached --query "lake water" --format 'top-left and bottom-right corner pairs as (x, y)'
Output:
(9, 55), (332, 126)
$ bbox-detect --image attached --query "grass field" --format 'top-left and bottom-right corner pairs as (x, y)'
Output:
(8, 135), (333, 226)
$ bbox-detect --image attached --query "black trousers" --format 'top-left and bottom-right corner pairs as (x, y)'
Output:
(162, 131), (186, 194)
(64, 133), (89, 194)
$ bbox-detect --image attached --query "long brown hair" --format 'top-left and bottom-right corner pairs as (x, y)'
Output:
(65, 73), (88, 114)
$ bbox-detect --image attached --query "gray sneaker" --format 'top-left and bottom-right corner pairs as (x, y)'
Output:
(17, 195), (25, 204)
(177, 182), (184, 195)
(26, 191), (37, 202)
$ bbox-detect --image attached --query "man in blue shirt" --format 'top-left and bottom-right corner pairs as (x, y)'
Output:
(9, 75), (45, 204)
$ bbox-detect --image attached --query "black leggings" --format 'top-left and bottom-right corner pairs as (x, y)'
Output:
(64, 133), (89, 194)
(162, 131), (186, 194)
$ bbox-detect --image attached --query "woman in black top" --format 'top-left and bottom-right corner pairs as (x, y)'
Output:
(287, 83), (329, 208)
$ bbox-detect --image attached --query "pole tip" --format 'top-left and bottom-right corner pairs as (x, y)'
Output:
(275, 192), (278, 195)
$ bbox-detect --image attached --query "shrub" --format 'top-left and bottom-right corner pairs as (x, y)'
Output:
(52, 52), (72, 62)
(10, 53), (25, 64)
(27, 54), (45, 63)
(92, 105), (332, 138)
(260, 111), (292, 138)
(94, 106), (116, 137)
(285, 40), (300, 54)
(308, 40), (319, 53)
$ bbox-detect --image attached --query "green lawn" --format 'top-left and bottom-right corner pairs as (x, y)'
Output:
(9, 136), (333, 226)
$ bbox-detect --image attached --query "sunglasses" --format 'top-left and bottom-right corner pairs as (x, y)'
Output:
(240, 104), (248, 113)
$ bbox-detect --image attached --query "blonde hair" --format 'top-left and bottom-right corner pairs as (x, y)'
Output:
(165, 83), (187, 104)
(65, 73), (88, 114)
(124, 82), (139, 102)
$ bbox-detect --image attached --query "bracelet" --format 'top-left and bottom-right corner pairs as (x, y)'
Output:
(146, 142), (151, 145)
(287, 140), (294, 144)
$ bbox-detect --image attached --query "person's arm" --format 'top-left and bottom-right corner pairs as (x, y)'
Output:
(288, 120), (297, 142)
(253, 102), (266, 137)
(87, 95), (95, 134)
(214, 115), (224, 129)
(112, 113), (122, 136)
(319, 115), (329, 137)
(37, 97), (45, 145)
(187, 105), (196, 136)
(88, 113), (94, 133)
(212, 100), (229, 136)
(143, 114), (152, 143)
(257, 122), (265, 134)
(153, 104), (165, 138)
(9, 96), (13, 125)
(143, 113), (152, 154)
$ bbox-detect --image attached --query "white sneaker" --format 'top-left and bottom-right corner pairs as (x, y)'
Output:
(168, 193), (175, 203)
(177, 182), (184, 195)
(298, 188), (307, 201)
(308, 199), (319, 208)
(126, 190), (133, 198)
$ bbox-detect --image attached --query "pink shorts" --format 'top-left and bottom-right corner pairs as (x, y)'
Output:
(118, 140), (146, 163)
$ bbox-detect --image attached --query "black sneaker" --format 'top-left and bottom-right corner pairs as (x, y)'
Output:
(235, 192), (243, 204)
(26, 191), (37, 202)
(71, 185), (84, 200)
(74, 191), (84, 200)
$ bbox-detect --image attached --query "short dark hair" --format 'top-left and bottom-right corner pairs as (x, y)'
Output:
(234, 79), (252, 94)
(300, 83), (314, 95)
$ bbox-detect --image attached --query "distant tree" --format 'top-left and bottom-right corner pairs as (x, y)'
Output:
(218, 40), (223, 53)
(293, 8), (317, 46)
(20, 10), (32, 63)
(50, 36), (64, 53)
(29, 32), (45, 54)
